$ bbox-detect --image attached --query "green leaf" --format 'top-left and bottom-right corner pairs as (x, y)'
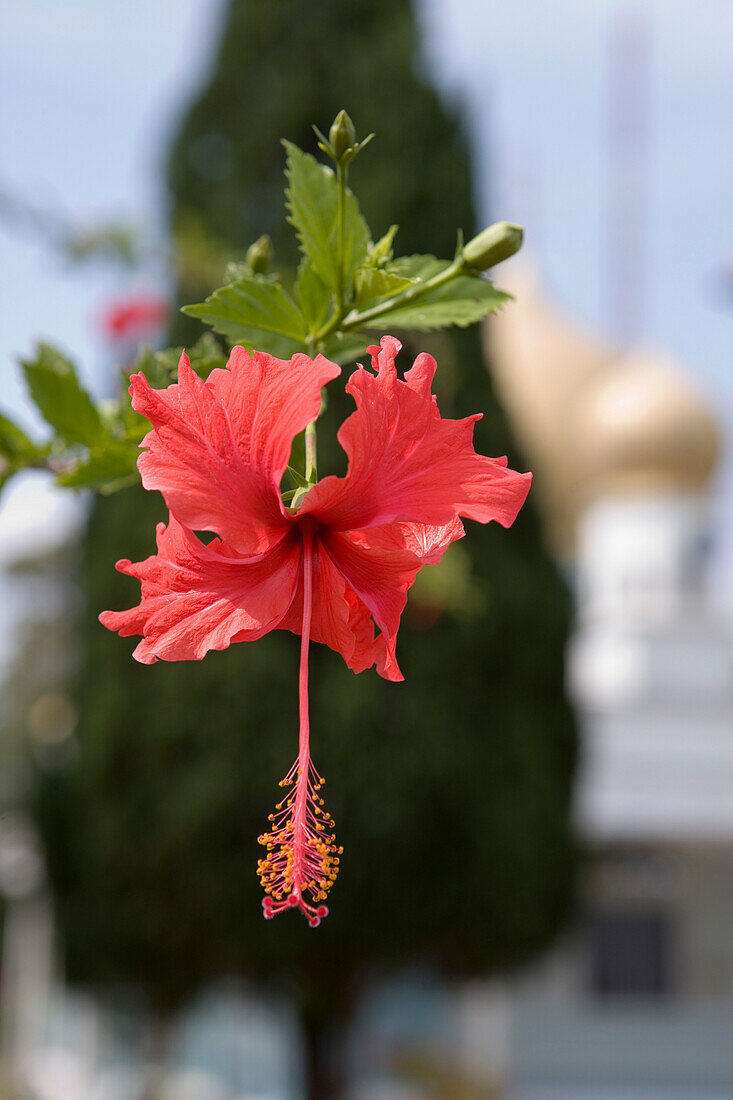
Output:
(283, 142), (370, 294)
(20, 344), (105, 447)
(354, 266), (414, 309)
(0, 413), (39, 461)
(388, 253), (449, 281)
(183, 275), (308, 357)
(98, 398), (136, 437)
(224, 260), (252, 284)
(184, 333), (228, 380)
(285, 464), (309, 488)
(363, 255), (510, 331)
(225, 261), (277, 285)
(113, 335), (229, 441)
(368, 224), (399, 265)
(56, 443), (139, 493)
(295, 259), (331, 333)
(0, 412), (45, 492)
(288, 429), (306, 479)
(321, 332), (370, 367)
(131, 345), (175, 390)
(133, 334), (227, 390)
(111, 345), (172, 442)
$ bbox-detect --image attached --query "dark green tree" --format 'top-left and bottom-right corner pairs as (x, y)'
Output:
(36, 2), (576, 1096)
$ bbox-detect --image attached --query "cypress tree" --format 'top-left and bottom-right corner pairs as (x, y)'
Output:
(37, 2), (576, 1095)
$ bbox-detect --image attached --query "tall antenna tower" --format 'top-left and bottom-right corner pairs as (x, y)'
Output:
(605, 9), (652, 344)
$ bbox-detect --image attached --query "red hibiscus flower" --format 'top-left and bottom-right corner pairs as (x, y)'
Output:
(100, 335), (531, 925)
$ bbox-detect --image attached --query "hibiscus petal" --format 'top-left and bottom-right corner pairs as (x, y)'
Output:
(389, 516), (466, 566)
(279, 535), (378, 676)
(99, 513), (301, 664)
(321, 526), (429, 682)
(130, 347), (340, 554)
(279, 518), (465, 679)
(299, 335), (531, 533)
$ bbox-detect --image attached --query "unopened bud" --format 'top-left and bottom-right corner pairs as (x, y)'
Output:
(245, 235), (273, 275)
(328, 110), (356, 160)
(462, 222), (523, 271)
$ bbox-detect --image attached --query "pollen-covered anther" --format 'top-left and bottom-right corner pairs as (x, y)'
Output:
(258, 757), (339, 925)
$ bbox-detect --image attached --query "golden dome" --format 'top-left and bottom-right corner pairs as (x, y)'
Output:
(576, 351), (721, 498)
(485, 264), (723, 553)
(485, 265), (616, 552)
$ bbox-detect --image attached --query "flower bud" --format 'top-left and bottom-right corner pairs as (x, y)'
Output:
(328, 110), (356, 160)
(245, 235), (273, 275)
(462, 222), (523, 271)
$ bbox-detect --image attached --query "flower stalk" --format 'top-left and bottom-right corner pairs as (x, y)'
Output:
(336, 159), (347, 317)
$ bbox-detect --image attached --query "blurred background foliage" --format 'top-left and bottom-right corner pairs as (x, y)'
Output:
(32, 0), (576, 1094)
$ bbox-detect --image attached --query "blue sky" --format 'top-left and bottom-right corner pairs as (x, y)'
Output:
(1, 0), (732, 594)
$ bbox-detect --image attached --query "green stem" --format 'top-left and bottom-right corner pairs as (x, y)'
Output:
(314, 304), (345, 346)
(303, 335), (319, 484)
(304, 421), (317, 482)
(313, 255), (465, 346)
(341, 256), (464, 332)
(311, 158), (467, 352)
(335, 160), (347, 316)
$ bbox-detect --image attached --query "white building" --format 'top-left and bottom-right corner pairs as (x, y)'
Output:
(488, 275), (733, 1098)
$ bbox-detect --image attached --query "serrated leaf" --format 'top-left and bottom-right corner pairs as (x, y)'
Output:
(0, 413), (39, 460)
(295, 260), (331, 333)
(183, 276), (308, 357)
(368, 224), (399, 265)
(20, 343), (105, 447)
(133, 334), (227, 390)
(283, 142), (370, 294)
(388, 254), (450, 282)
(354, 266), (415, 309)
(360, 255), (510, 331)
(56, 443), (139, 493)
(116, 335), (229, 439)
(364, 279), (508, 330)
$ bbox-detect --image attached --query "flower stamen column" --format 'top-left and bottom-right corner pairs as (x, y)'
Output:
(259, 520), (341, 926)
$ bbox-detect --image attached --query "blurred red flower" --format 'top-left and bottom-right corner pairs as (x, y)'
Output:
(100, 294), (170, 342)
